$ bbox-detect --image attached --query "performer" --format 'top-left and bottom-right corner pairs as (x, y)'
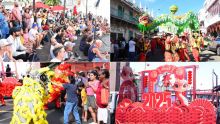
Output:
(170, 34), (180, 62)
(164, 35), (173, 62)
(179, 35), (190, 62)
(190, 31), (203, 62)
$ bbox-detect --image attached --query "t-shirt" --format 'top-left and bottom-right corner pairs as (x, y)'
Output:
(50, 58), (62, 62)
(96, 82), (109, 108)
(81, 88), (87, 105)
(129, 40), (136, 52)
(29, 28), (38, 41)
(86, 80), (99, 96)
(63, 83), (78, 103)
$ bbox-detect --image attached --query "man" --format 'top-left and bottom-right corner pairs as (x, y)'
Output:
(128, 37), (136, 61)
(7, 27), (28, 61)
(11, 2), (22, 27)
(52, 76), (81, 124)
(64, 41), (76, 61)
(50, 45), (65, 62)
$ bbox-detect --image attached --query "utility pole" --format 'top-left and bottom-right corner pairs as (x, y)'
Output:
(33, 0), (35, 13)
(64, 0), (66, 16)
(86, 0), (88, 17)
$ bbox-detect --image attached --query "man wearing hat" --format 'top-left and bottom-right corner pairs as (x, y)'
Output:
(7, 27), (28, 61)
(0, 39), (15, 62)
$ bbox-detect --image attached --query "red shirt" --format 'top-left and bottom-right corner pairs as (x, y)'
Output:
(96, 82), (109, 108)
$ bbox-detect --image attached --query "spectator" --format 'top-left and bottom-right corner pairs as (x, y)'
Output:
(23, 8), (31, 29)
(28, 23), (43, 49)
(52, 76), (81, 124)
(64, 41), (76, 61)
(96, 69), (109, 124)
(78, 83), (88, 122)
(11, 2), (22, 27)
(88, 40), (106, 62)
(7, 27), (28, 61)
(50, 45), (65, 62)
(86, 70), (100, 124)
(128, 37), (136, 61)
(0, 39), (15, 62)
(0, 5), (9, 38)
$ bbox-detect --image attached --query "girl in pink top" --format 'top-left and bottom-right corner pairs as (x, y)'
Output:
(86, 70), (99, 123)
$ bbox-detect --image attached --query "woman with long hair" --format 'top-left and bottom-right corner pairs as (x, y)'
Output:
(86, 70), (100, 124)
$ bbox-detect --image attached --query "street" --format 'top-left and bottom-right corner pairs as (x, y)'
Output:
(0, 99), (93, 124)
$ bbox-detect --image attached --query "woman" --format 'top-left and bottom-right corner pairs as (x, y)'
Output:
(96, 69), (109, 124)
(86, 71), (100, 124)
(24, 8), (31, 29)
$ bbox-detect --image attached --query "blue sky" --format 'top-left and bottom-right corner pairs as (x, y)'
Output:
(133, 0), (204, 17)
(130, 62), (220, 90)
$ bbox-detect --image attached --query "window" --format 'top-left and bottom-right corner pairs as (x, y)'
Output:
(118, 5), (124, 17)
(129, 11), (133, 20)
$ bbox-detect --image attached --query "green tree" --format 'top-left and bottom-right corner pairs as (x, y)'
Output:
(43, 0), (61, 6)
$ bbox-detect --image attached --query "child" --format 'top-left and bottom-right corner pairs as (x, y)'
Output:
(78, 82), (88, 122)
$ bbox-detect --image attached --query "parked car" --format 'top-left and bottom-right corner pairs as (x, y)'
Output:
(203, 37), (212, 48)
(207, 37), (220, 55)
(109, 91), (119, 124)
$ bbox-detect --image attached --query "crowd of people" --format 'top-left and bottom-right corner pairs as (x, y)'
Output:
(0, 2), (110, 62)
(111, 31), (205, 62)
(53, 66), (110, 124)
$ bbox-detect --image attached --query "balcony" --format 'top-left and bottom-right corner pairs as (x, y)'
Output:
(205, 13), (220, 28)
(111, 7), (139, 25)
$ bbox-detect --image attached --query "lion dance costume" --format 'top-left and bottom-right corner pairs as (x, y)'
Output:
(10, 63), (73, 124)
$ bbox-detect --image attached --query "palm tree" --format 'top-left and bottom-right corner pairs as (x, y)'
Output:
(43, 0), (61, 6)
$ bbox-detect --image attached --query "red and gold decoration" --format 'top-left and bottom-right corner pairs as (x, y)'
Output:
(116, 65), (216, 123)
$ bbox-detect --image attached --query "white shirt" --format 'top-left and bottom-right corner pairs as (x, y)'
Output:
(7, 35), (26, 56)
(29, 28), (38, 41)
(50, 58), (62, 62)
(129, 40), (136, 52)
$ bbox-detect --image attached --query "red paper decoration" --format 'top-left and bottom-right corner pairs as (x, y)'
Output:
(143, 76), (148, 88)
(188, 71), (192, 84)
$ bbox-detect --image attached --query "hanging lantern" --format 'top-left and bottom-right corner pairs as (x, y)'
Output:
(143, 76), (148, 88)
(187, 71), (192, 84)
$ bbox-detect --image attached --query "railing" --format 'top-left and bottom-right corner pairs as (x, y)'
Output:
(111, 7), (139, 25)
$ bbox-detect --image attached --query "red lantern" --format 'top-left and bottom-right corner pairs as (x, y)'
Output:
(143, 76), (148, 88)
(188, 71), (192, 84)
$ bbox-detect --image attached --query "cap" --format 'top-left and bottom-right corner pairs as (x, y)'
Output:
(0, 39), (12, 48)
(32, 23), (38, 28)
(64, 41), (76, 47)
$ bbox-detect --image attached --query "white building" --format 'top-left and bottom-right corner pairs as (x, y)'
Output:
(2, 0), (41, 10)
(198, 0), (220, 35)
(61, 0), (110, 22)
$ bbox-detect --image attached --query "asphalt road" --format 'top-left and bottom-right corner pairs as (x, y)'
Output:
(0, 99), (94, 124)
(36, 34), (110, 62)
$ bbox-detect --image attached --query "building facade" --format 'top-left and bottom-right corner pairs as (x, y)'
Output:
(111, 0), (143, 41)
(198, 0), (220, 36)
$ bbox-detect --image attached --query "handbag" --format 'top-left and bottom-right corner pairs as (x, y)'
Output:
(101, 88), (109, 105)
